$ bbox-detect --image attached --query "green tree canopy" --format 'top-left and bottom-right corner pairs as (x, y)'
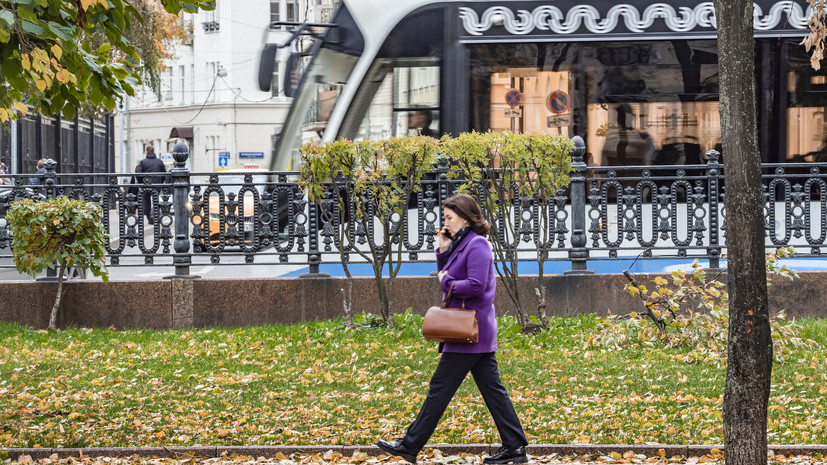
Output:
(0, 0), (214, 122)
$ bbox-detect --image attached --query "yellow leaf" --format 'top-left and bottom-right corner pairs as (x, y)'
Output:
(51, 44), (63, 61)
(12, 102), (28, 115)
(657, 449), (667, 457)
(654, 276), (668, 285)
(67, 412), (80, 421)
(35, 80), (47, 92)
(667, 426), (676, 434)
(56, 69), (73, 84)
(610, 452), (621, 460)
(0, 108), (8, 123)
(53, 219), (60, 226)
(274, 452), (288, 461)
(21, 55), (31, 71)
(80, 0), (95, 10)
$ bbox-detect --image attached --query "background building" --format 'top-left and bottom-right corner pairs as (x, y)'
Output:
(116, 0), (339, 174)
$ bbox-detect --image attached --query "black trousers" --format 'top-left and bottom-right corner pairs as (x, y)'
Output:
(401, 351), (528, 451)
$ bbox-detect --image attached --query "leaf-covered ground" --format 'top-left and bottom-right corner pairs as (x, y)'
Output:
(3, 449), (825, 465)
(0, 315), (825, 449)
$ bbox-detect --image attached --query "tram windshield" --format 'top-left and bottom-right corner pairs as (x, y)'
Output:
(274, 47), (357, 171)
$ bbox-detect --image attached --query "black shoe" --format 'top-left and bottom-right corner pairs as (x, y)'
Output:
(483, 446), (528, 464)
(376, 439), (418, 464)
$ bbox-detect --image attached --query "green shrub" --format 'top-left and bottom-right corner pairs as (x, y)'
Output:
(6, 196), (109, 329)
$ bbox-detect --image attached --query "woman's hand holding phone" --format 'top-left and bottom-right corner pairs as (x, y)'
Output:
(438, 225), (452, 251)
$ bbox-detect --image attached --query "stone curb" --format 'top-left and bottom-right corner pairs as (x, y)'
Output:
(3, 445), (827, 461)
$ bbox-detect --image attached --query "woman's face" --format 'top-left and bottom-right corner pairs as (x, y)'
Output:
(443, 207), (467, 237)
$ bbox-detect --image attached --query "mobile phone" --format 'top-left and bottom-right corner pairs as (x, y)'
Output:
(442, 229), (453, 240)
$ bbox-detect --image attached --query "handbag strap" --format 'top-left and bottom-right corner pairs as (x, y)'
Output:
(441, 282), (467, 310)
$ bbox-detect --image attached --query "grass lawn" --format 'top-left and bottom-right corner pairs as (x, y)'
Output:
(0, 314), (824, 449)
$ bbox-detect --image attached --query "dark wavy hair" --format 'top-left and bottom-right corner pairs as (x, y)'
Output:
(443, 193), (490, 236)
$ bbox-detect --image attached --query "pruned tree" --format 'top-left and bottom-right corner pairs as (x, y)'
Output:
(713, 1), (772, 464)
(443, 131), (573, 329)
(6, 196), (109, 330)
(299, 136), (440, 326)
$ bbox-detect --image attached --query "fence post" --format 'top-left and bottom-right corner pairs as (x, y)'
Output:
(565, 136), (593, 275)
(706, 149), (722, 270)
(300, 201), (330, 278)
(43, 158), (58, 199)
(170, 141), (193, 277)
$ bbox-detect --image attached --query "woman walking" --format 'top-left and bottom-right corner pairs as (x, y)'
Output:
(377, 194), (528, 464)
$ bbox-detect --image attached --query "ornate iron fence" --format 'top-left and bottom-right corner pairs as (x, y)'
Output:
(1, 137), (826, 276)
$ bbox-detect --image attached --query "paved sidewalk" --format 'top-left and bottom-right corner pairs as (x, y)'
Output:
(3, 445), (826, 464)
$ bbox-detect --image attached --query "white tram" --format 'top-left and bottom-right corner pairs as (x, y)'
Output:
(259, 1), (817, 170)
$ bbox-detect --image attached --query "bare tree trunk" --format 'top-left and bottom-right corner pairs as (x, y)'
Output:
(534, 286), (548, 327)
(341, 281), (353, 328)
(48, 261), (67, 330)
(713, 2), (772, 464)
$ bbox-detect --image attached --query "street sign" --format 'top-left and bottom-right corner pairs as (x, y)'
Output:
(218, 155), (229, 168)
(547, 91), (570, 114)
(505, 89), (522, 107)
(239, 151), (264, 159)
(504, 107), (523, 118)
(547, 114), (572, 127)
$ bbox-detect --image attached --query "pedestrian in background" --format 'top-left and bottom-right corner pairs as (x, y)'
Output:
(28, 158), (47, 186)
(377, 193), (529, 464)
(135, 146), (167, 224)
(0, 162), (11, 185)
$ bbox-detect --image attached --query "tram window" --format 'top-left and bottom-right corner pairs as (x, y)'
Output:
(344, 63), (440, 141)
(786, 42), (827, 162)
(469, 41), (722, 167)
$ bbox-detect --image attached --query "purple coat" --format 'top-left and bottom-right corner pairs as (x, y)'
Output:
(435, 230), (498, 353)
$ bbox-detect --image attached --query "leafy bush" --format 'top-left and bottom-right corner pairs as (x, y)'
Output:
(442, 131), (575, 328)
(592, 248), (822, 362)
(299, 136), (440, 326)
(6, 197), (109, 329)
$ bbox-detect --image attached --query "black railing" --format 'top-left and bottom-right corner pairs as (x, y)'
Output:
(2, 138), (827, 276)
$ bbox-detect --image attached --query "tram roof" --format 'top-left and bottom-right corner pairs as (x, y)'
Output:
(341, 0), (810, 43)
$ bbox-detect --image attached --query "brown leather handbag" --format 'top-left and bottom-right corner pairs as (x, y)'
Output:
(422, 282), (479, 343)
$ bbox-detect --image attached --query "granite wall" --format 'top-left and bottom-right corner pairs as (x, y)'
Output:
(0, 272), (823, 329)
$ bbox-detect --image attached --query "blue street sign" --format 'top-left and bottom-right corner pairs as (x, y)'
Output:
(218, 156), (229, 168)
(505, 89), (522, 107)
(239, 151), (264, 159)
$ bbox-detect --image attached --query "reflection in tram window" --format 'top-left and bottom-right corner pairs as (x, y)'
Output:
(351, 65), (440, 141)
(787, 45), (827, 162)
(470, 41), (723, 167)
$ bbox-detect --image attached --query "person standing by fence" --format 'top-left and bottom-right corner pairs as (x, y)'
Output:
(135, 146), (167, 224)
(377, 193), (529, 464)
(28, 158), (46, 186)
(0, 162), (11, 185)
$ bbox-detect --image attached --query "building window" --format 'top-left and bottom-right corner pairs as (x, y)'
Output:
(203, 3), (219, 32)
(286, 1), (296, 22)
(272, 65), (280, 97)
(190, 64), (195, 104)
(206, 62), (218, 102)
(269, 1), (280, 25)
(179, 65), (185, 103)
